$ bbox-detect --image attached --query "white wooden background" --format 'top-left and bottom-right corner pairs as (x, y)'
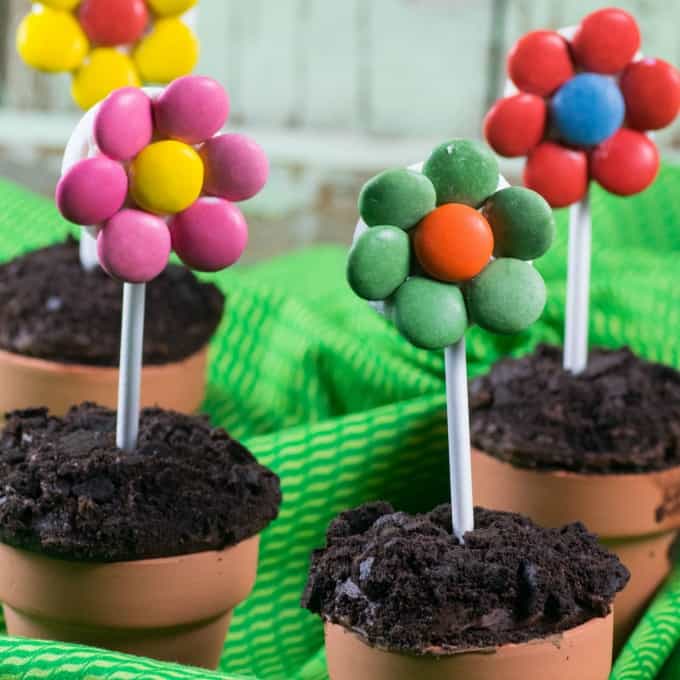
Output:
(0, 0), (678, 257)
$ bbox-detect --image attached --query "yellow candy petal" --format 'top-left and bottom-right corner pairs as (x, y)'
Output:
(133, 18), (199, 84)
(130, 141), (204, 214)
(146, 0), (198, 16)
(40, 0), (81, 9)
(71, 48), (141, 110)
(16, 8), (89, 73)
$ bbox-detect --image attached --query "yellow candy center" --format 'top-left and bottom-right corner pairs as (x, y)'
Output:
(130, 141), (204, 215)
(16, 7), (89, 73)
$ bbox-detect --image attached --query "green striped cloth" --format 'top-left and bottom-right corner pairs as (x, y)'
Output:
(1, 166), (680, 679)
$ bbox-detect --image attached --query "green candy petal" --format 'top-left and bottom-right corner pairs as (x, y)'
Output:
(423, 139), (499, 207)
(465, 259), (546, 335)
(358, 168), (436, 230)
(347, 226), (410, 301)
(393, 277), (468, 350)
(482, 187), (556, 260)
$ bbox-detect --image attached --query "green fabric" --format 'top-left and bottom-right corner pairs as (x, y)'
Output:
(1, 165), (680, 679)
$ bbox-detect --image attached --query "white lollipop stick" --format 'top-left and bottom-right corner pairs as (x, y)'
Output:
(445, 338), (473, 541)
(563, 188), (591, 374)
(116, 282), (146, 452)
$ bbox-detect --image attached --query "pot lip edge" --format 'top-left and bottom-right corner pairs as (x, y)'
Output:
(472, 446), (680, 483)
(0, 345), (209, 376)
(0, 533), (261, 569)
(324, 612), (612, 659)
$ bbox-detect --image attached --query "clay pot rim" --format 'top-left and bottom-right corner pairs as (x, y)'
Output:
(324, 614), (611, 659)
(0, 346), (209, 377)
(473, 447), (680, 483)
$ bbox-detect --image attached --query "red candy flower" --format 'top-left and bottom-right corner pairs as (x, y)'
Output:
(484, 7), (680, 208)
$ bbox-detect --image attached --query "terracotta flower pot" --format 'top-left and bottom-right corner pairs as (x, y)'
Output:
(0, 535), (259, 669)
(0, 346), (208, 417)
(325, 614), (614, 680)
(472, 448), (680, 649)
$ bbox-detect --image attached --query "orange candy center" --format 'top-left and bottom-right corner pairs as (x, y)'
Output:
(413, 204), (494, 282)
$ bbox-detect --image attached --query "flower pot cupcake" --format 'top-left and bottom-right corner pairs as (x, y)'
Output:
(0, 76), (276, 668)
(480, 8), (680, 647)
(0, 403), (281, 668)
(0, 239), (223, 417)
(303, 502), (628, 680)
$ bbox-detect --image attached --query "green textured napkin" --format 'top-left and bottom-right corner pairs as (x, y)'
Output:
(1, 166), (680, 679)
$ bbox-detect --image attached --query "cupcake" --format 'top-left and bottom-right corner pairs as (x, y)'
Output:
(470, 345), (680, 648)
(0, 239), (223, 416)
(303, 502), (628, 680)
(0, 403), (281, 668)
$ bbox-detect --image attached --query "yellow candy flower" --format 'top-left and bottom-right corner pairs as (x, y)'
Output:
(72, 49), (141, 111)
(16, 7), (89, 73)
(16, 1), (200, 109)
(133, 18), (199, 84)
(146, 0), (198, 16)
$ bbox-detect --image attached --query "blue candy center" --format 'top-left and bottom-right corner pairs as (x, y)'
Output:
(551, 73), (625, 147)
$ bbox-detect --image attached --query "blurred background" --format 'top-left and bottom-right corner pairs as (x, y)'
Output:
(0, 0), (678, 262)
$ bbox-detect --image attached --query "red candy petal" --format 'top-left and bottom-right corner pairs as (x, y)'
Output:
(483, 94), (546, 157)
(79, 0), (149, 47)
(591, 129), (659, 196)
(523, 142), (588, 208)
(621, 58), (680, 131)
(572, 8), (640, 74)
(508, 30), (574, 96)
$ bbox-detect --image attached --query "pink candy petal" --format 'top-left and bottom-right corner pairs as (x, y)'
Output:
(95, 88), (154, 161)
(169, 197), (248, 272)
(200, 133), (268, 202)
(56, 157), (128, 226)
(98, 209), (171, 283)
(154, 76), (230, 145)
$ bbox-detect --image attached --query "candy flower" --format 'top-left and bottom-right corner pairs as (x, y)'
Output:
(16, 0), (200, 110)
(347, 139), (555, 350)
(484, 7), (680, 208)
(56, 76), (268, 283)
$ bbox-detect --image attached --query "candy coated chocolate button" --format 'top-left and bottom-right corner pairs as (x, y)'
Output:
(508, 30), (574, 96)
(523, 142), (588, 208)
(347, 226), (410, 301)
(133, 17), (198, 84)
(591, 129), (659, 196)
(130, 140), (204, 215)
(413, 204), (493, 282)
(17, 8), (88, 73)
(41, 0), (81, 8)
(572, 8), (640, 74)
(95, 88), (153, 161)
(465, 259), (546, 335)
(359, 169), (436, 231)
(98, 209), (171, 283)
(146, 0), (198, 16)
(481, 187), (555, 261)
(423, 139), (498, 207)
(621, 58), (680, 131)
(71, 48), (140, 110)
(200, 134), (269, 202)
(551, 73), (625, 147)
(78, 0), (149, 47)
(393, 277), (467, 350)
(169, 197), (248, 271)
(483, 94), (546, 158)
(56, 157), (128, 226)
(154, 75), (229, 144)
